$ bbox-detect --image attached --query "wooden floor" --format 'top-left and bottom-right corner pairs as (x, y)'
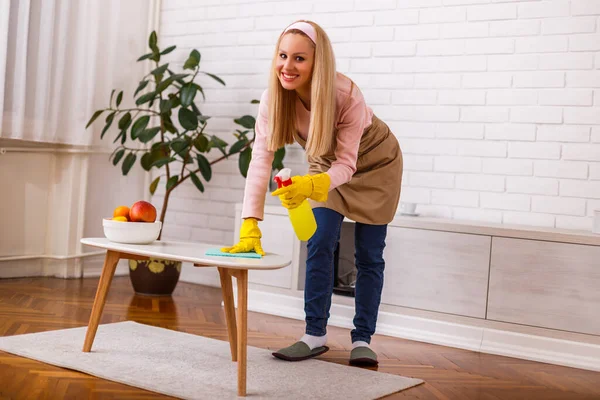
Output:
(1, 277), (599, 400)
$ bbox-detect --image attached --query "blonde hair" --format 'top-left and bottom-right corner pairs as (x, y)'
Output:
(267, 20), (337, 157)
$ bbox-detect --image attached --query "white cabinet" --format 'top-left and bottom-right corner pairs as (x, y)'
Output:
(488, 237), (600, 335)
(231, 205), (600, 371)
(381, 227), (491, 318)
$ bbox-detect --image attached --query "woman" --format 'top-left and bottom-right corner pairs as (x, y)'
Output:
(222, 20), (403, 366)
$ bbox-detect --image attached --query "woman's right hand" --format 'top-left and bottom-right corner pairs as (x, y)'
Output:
(220, 217), (265, 256)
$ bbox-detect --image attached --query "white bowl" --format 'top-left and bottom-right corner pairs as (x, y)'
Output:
(102, 218), (162, 244)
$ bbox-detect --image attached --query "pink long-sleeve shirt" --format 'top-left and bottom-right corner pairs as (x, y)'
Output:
(241, 73), (373, 220)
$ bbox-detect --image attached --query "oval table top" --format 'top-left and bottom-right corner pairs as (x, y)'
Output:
(81, 238), (291, 271)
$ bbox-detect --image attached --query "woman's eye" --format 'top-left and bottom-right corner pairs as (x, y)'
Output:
(279, 53), (287, 59)
(296, 56), (304, 61)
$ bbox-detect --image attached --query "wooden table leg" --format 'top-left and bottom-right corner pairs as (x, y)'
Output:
(218, 267), (237, 361)
(83, 250), (120, 352)
(232, 269), (248, 397)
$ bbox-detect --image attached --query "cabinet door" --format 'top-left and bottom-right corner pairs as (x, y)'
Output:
(248, 214), (295, 289)
(488, 237), (600, 335)
(381, 227), (491, 318)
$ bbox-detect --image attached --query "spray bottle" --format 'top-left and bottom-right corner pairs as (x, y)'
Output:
(273, 168), (317, 241)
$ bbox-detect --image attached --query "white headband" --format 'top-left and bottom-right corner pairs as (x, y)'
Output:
(283, 21), (317, 43)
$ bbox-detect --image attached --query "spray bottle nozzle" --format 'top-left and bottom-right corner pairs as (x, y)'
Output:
(274, 168), (293, 189)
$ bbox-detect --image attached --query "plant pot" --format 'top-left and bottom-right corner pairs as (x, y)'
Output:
(128, 258), (181, 296)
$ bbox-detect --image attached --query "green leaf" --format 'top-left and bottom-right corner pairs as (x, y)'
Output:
(228, 139), (247, 155)
(168, 93), (181, 109)
(183, 153), (194, 164)
(112, 148), (125, 166)
(169, 73), (190, 81)
(136, 91), (156, 106)
(190, 173), (205, 193)
(272, 147), (286, 170)
(160, 98), (174, 115)
(146, 144), (171, 169)
(167, 69), (189, 85)
(109, 89), (116, 106)
(178, 107), (198, 130)
(85, 110), (103, 129)
(116, 91), (123, 107)
(191, 103), (202, 116)
(190, 49), (200, 62)
(166, 175), (179, 191)
(202, 72), (225, 86)
(193, 135), (209, 152)
(183, 49), (200, 70)
(196, 154), (212, 181)
(163, 115), (178, 134)
(113, 130), (124, 144)
(121, 129), (127, 144)
(138, 127), (161, 143)
(151, 142), (170, 154)
(137, 53), (153, 62)
(239, 147), (252, 178)
(149, 31), (158, 52)
(170, 137), (190, 155)
(134, 80), (149, 96)
(118, 112), (132, 130)
(122, 153), (137, 175)
(149, 52), (161, 63)
(192, 83), (205, 101)
(141, 153), (153, 171)
(156, 76), (176, 93)
(101, 112), (116, 139)
(180, 84), (197, 107)
(149, 176), (160, 194)
(151, 63), (169, 77)
(131, 116), (150, 139)
(251, 99), (260, 104)
(160, 45), (176, 55)
(211, 135), (228, 148)
(152, 158), (172, 168)
(234, 115), (255, 130)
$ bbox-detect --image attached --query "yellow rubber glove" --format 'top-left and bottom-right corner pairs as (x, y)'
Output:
(220, 218), (265, 256)
(271, 173), (331, 210)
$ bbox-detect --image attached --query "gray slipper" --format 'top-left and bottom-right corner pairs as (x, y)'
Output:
(349, 346), (378, 366)
(272, 341), (329, 361)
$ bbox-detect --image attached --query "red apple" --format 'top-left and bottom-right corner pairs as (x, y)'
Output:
(130, 201), (157, 223)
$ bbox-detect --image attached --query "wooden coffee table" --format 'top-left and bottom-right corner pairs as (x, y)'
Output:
(80, 237), (291, 397)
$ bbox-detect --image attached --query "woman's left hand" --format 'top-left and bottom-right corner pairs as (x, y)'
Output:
(271, 173), (330, 209)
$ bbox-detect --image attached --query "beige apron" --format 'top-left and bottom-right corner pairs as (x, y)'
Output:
(293, 114), (403, 225)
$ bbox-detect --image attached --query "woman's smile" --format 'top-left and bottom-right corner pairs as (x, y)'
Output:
(281, 72), (299, 82)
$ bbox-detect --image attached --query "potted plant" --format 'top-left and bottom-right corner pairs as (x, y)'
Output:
(86, 31), (285, 296)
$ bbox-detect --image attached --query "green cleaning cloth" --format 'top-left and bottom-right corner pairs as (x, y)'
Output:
(205, 248), (262, 259)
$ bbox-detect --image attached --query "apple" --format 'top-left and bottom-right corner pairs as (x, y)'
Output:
(130, 200), (157, 223)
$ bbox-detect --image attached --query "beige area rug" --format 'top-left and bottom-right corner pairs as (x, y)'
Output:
(0, 321), (423, 399)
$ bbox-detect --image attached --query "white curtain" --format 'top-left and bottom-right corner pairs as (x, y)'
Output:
(0, 0), (152, 145)
(0, 0), (9, 131)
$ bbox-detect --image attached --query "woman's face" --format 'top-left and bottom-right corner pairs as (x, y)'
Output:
(275, 33), (315, 93)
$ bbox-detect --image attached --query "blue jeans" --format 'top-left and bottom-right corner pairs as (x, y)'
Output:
(304, 207), (387, 344)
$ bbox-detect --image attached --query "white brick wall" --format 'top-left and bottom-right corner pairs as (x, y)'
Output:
(159, 0), (600, 238)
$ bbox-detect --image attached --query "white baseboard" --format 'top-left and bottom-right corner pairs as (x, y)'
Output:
(0, 256), (128, 279)
(246, 289), (600, 372)
(81, 257), (129, 278)
(0, 259), (45, 278)
(481, 328), (600, 372)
